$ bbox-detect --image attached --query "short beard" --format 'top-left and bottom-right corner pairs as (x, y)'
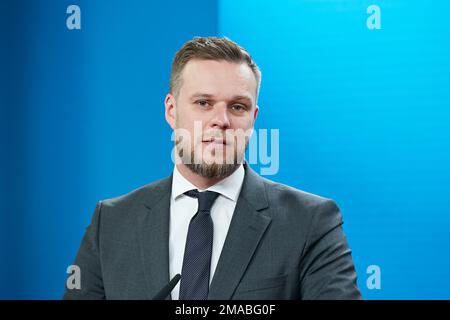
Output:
(177, 148), (242, 179)
(186, 162), (240, 179)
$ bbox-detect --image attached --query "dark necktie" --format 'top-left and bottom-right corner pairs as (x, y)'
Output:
(178, 189), (220, 300)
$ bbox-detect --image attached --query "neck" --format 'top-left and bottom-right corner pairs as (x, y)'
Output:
(176, 163), (230, 190)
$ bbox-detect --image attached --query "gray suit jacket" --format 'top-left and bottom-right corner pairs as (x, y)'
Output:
(64, 164), (361, 300)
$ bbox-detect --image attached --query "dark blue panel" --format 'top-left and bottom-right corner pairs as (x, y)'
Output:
(1, 0), (217, 299)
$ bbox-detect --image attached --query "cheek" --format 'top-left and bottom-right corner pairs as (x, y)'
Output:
(233, 114), (254, 128)
(228, 118), (254, 141)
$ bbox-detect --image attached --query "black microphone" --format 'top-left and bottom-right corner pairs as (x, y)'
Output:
(152, 274), (181, 300)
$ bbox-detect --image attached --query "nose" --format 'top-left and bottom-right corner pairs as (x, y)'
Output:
(210, 103), (231, 129)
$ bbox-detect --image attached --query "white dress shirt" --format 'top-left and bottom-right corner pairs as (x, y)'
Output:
(169, 164), (245, 300)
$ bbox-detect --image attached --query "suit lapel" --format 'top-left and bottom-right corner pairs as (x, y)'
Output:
(208, 164), (271, 299)
(135, 165), (271, 300)
(136, 177), (172, 300)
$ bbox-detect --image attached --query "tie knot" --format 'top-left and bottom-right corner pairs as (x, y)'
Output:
(184, 189), (220, 212)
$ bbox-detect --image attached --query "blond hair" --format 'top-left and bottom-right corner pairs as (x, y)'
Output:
(169, 36), (261, 98)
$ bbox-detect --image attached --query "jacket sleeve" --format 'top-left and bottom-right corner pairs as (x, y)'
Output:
(299, 199), (362, 300)
(63, 202), (105, 300)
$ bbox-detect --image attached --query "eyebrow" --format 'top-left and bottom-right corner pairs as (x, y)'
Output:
(190, 93), (253, 104)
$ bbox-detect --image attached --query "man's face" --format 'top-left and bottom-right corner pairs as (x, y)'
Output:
(165, 59), (259, 178)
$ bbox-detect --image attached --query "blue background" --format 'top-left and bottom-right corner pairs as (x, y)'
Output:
(1, 0), (449, 299)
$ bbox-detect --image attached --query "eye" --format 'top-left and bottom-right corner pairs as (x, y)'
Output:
(231, 104), (246, 112)
(196, 100), (210, 107)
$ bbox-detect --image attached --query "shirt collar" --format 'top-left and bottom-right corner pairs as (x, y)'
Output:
(171, 164), (245, 202)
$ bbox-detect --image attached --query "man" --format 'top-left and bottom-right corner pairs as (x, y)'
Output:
(64, 37), (361, 300)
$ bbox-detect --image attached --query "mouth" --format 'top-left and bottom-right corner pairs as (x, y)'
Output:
(202, 137), (228, 145)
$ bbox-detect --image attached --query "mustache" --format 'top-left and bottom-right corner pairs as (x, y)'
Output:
(202, 136), (229, 144)
(201, 130), (233, 144)
(174, 128), (254, 146)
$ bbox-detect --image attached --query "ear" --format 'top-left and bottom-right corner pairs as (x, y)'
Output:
(253, 104), (259, 124)
(165, 93), (176, 130)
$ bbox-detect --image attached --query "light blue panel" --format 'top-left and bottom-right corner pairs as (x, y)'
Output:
(220, 0), (450, 299)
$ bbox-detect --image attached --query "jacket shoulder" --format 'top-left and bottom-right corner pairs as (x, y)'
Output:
(100, 176), (172, 210)
(261, 176), (336, 210)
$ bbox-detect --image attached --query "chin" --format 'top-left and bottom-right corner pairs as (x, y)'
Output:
(202, 155), (228, 165)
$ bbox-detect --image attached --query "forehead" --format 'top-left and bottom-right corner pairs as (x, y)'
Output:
(179, 59), (257, 102)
